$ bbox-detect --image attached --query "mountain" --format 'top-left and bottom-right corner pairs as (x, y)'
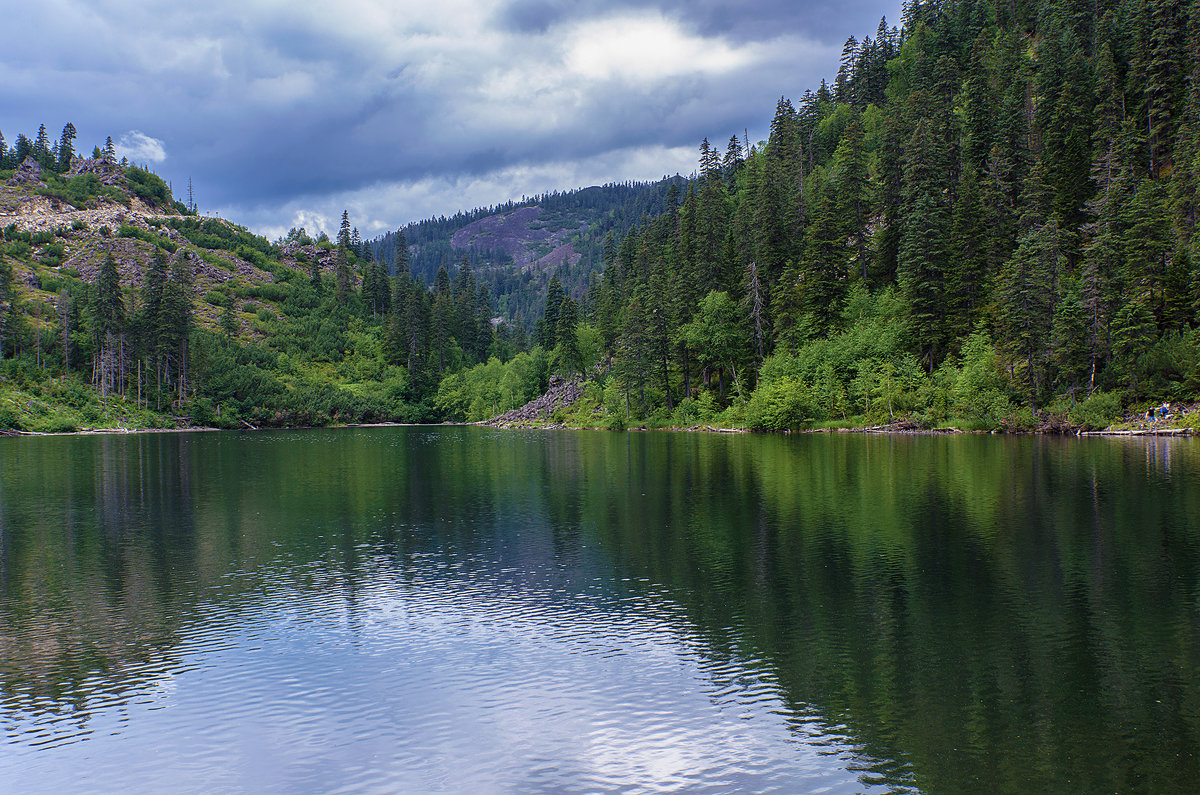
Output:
(366, 178), (687, 323)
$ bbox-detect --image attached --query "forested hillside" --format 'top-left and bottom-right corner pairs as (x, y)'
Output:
(3, 0), (1200, 434)
(557, 0), (1200, 430)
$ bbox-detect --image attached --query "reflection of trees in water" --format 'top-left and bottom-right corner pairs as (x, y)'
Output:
(570, 433), (1200, 794)
(0, 434), (200, 739)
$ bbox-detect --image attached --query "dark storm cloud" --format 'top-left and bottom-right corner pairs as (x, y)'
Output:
(3, 0), (900, 236)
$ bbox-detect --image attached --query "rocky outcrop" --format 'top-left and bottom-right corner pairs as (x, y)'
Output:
(9, 156), (45, 187)
(483, 375), (586, 426)
(66, 157), (125, 186)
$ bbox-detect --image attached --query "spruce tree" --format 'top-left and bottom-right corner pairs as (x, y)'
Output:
(57, 122), (76, 173)
(338, 211), (352, 249)
(994, 219), (1065, 401)
(91, 252), (126, 396)
(542, 276), (565, 350)
(899, 117), (953, 369)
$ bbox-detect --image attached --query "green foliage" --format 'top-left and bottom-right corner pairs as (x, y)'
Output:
(117, 224), (177, 253)
(950, 332), (1014, 428)
(0, 406), (20, 430)
(36, 173), (123, 209)
(166, 218), (278, 260)
(671, 392), (720, 427)
(434, 351), (547, 422)
(124, 165), (172, 206)
(746, 376), (812, 430)
(1061, 390), (1123, 429)
(6, 12), (1200, 433)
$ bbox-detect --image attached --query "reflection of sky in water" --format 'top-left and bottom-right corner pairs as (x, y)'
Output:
(3, 552), (893, 794)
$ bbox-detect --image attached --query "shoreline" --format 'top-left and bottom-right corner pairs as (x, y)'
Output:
(4, 418), (1196, 440)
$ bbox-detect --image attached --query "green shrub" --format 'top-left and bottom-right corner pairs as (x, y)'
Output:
(33, 414), (78, 433)
(125, 165), (172, 206)
(0, 408), (21, 430)
(746, 377), (811, 430)
(37, 272), (65, 293)
(672, 393), (719, 427)
(117, 224), (177, 252)
(1068, 390), (1122, 429)
(4, 240), (31, 258)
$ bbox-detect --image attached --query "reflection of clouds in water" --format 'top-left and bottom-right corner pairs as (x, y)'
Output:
(3, 549), (887, 793)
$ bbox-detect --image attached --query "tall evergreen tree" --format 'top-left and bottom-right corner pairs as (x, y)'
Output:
(91, 252), (126, 396)
(57, 122), (76, 173)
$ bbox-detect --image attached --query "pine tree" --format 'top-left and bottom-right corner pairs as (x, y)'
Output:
(335, 247), (353, 301)
(431, 266), (454, 373)
(1123, 178), (1183, 328)
(0, 255), (15, 361)
(949, 169), (990, 339)
(393, 229), (410, 276)
(1145, 0), (1185, 177)
(961, 32), (995, 173)
(555, 296), (583, 375)
(899, 116), (953, 369)
(91, 252), (126, 397)
(57, 122), (76, 173)
(1050, 285), (1090, 395)
(994, 219), (1065, 401)
(163, 254), (193, 403)
(835, 36), (860, 104)
(220, 293), (239, 340)
(541, 276), (565, 350)
(830, 115), (870, 280)
(140, 249), (170, 394)
(57, 288), (72, 373)
(33, 124), (52, 169)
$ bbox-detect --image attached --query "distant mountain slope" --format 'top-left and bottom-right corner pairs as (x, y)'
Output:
(368, 177), (687, 323)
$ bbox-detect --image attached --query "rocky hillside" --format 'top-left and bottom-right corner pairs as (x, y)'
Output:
(449, 205), (584, 273)
(0, 156), (286, 336)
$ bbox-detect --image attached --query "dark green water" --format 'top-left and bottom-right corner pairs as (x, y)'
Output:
(1, 427), (1198, 793)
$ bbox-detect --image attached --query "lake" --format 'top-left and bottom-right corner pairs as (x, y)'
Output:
(2, 427), (1198, 793)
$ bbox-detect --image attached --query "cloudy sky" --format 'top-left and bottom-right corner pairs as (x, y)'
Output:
(3, 0), (901, 240)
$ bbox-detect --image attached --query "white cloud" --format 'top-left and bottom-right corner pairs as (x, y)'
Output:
(115, 130), (167, 163)
(564, 14), (759, 81)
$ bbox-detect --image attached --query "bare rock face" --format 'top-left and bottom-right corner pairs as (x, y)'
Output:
(449, 205), (586, 273)
(484, 375), (586, 426)
(9, 156), (45, 187)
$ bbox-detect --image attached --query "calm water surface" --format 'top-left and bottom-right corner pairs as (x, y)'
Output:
(1, 427), (1199, 793)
